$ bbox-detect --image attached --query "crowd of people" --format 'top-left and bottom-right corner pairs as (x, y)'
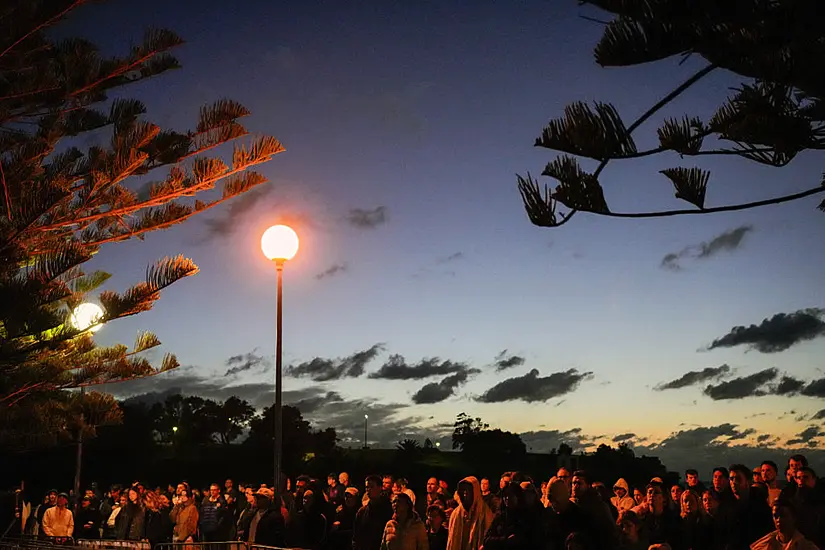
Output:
(10, 452), (824, 550)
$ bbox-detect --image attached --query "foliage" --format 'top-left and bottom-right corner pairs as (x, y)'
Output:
(451, 413), (526, 456)
(0, 1), (283, 447)
(518, 0), (825, 228)
(151, 394), (255, 445)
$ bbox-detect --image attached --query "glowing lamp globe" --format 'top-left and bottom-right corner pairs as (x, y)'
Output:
(70, 303), (104, 333)
(261, 225), (299, 262)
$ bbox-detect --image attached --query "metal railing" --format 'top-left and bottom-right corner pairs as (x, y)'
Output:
(77, 541), (150, 550)
(2, 540), (299, 550)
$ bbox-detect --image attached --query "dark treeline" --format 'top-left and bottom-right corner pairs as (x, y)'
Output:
(0, 395), (674, 497)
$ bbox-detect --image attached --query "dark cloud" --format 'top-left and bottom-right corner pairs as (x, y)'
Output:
(801, 378), (825, 398)
(494, 350), (526, 372)
(315, 263), (348, 280)
(661, 225), (753, 270)
(225, 350), (270, 376)
(201, 186), (274, 241)
(411, 369), (480, 404)
(288, 344), (385, 382)
(369, 355), (470, 380)
(756, 434), (773, 444)
(787, 426), (825, 447)
(520, 428), (592, 453)
(702, 368), (778, 400)
(655, 365), (731, 391)
(436, 252), (464, 264)
(613, 433), (637, 443)
(775, 375), (805, 395)
(707, 308), (825, 353)
(346, 206), (387, 229)
(476, 368), (593, 403)
(655, 423), (755, 450)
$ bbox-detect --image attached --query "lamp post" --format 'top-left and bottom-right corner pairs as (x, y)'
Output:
(363, 414), (369, 449)
(69, 302), (104, 513)
(261, 224), (299, 495)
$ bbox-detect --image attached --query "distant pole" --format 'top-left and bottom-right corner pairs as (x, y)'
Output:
(274, 260), (284, 492)
(363, 414), (368, 449)
(73, 386), (85, 513)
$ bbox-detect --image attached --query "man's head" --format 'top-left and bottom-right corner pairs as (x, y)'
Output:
(457, 480), (474, 511)
(685, 469), (699, 487)
(81, 496), (91, 508)
(795, 466), (817, 489)
(209, 484), (221, 499)
(426, 477), (438, 494)
(480, 478), (490, 494)
(571, 470), (588, 500)
(712, 467), (729, 492)
(772, 500), (797, 534)
(613, 483), (627, 498)
(761, 461), (778, 484)
(56, 493), (69, 508)
(365, 475), (383, 500)
(254, 487), (273, 508)
(751, 467), (762, 484)
(224, 479), (233, 490)
(328, 473), (337, 487)
(339, 472), (349, 486)
(728, 464), (750, 498)
(245, 487), (255, 505)
(789, 454), (808, 476)
(499, 474), (510, 490)
(295, 475), (310, 495)
(382, 475), (394, 492)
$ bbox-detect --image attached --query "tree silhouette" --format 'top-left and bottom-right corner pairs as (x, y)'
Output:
(452, 412), (489, 450)
(0, 1), (282, 448)
(214, 396), (255, 445)
(518, 1), (825, 228)
(451, 413), (525, 456)
(558, 443), (574, 457)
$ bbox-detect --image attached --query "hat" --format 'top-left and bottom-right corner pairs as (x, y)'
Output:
(344, 487), (359, 496)
(650, 477), (664, 484)
(255, 487), (274, 499)
(57, 492), (69, 500)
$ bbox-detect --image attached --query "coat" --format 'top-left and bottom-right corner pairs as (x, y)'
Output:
(381, 517), (428, 550)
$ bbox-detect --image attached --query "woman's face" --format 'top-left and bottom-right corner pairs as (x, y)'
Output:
(633, 489), (644, 504)
(128, 489), (139, 503)
(392, 496), (410, 518)
(245, 488), (255, 504)
(179, 491), (189, 504)
(681, 491), (698, 515)
(702, 492), (718, 515)
(119, 495), (128, 506)
(427, 512), (442, 530)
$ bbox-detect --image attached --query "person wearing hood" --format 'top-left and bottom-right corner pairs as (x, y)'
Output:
(381, 492), (428, 550)
(41, 493), (73, 538)
(446, 477), (494, 550)
(611, 479), (635, 512)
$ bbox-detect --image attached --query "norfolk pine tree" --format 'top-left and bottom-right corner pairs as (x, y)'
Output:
(0, 1), (283, 447)
(518, 0), (825, 227)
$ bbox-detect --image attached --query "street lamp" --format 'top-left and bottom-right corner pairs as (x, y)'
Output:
(261, 224), (299, 495)
(69, 302), (105, 514)
(172, 426), (178, 433)
(435, 442), (441, 449)
(363, 414), (369, 449)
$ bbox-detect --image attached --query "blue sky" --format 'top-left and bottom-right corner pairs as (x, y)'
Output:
(68, 0), (825, 475)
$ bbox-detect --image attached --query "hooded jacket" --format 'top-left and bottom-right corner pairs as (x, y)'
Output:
(611, 479), (636, 512)
(446, 477), (494, 550)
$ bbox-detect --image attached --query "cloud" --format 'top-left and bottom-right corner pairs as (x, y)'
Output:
(775, 376), (805, 396)
(756, 434), (773, 444)
(706, 308), (825, 353)
(476, 368), (593, 403)
(655, 365), (731, 391)
(411, 369), (480, 404)
(436, 252), (464, 264)
(225, 350), (270, 376)
(661, 225), (753, 270)
(200, 186), (274, 242)
(287, 344), (385, 382)
(787, 426), (825, 447)
(494, 350), (526, 372)
(369, 355), (471, 380)
(315, 263), (348, 280)
(519, 427), (593, 453)
(702, 368), (779, 400)
(613, 433), (637, 443)
(346, 206), (387, 229)
(801, 378), (825, 398)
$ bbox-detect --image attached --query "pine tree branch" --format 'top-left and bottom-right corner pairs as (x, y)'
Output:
(0, 158), (9, 220)
(524, 63), (718, 228)
(588, 185), (825, 219)
(0, 0), (86, 61)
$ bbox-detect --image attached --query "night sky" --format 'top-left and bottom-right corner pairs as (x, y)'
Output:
(68, 0), (825, 476)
